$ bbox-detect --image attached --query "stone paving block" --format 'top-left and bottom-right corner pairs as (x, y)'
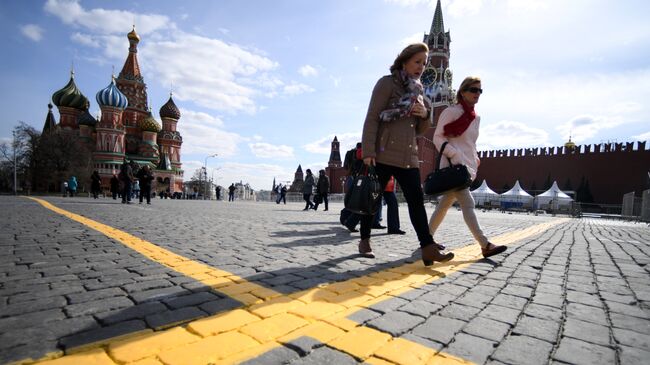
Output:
(400, 333), (444, 352)
(9, 285), (85, 304)
(65, 296), (134, 317)
(462, 316), (511, 342)
(284, 336), (322, 356)
(157, 331), (259, 365)
(438, 303), (481, 321)
(66, 287), (128, 304)
(600, 291), (637, 305)
(398, 299), (442, 318)
(620, 345), (650, 365)
(366, 311), (425, 337)
(239, 344), (301, 365)
(609, 312), (650, 335)
(490, 293), (527, 310)
(565, 302), (608, 326)
(59, 319), (148, 350)
(553, 337), (616, 365)
(0, 308), (66, 331)
(446, 333), (497, 364)
(123, 279), (174, 293)
(162, 291), (220, 309)
(145, 306), (207, 329)
(2, 295), (68, 316)
(95, 302), (167, 326)
(108, 327), (199, 363)
(417, 291), (457, 306)
(411, 315), (465, 344)
(0, 340), (60, 365)
(512, 315), (560, 344)
(524, 303), (562, 321)
(290, 346), (357, 365)
(347, 307), (383, 324)
(605, 300), (650, 319)
(500, 284), (534, 298)
(129, 286), (190, 304)
(455, 291), (493, 309)
(613, 327), (650, 351)
(492, 335), (553, 365)
(374, 337), (436, 365)
(479, 304), (520, 325)
(562, 317), (611, 346)
(368, 296), (409, 314)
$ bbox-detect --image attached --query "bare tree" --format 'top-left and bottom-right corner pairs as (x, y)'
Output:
(34, 129), (93, 193)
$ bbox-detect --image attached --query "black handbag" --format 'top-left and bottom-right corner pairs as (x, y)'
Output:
(344, 166), (382, 215)
(424, 141), (472, 196)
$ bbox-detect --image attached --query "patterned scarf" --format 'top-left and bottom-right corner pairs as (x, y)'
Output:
(443, 98), (476, 137)
(379, 70), (424, 122)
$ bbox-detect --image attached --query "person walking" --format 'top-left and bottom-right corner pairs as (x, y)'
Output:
(132, 180), (141, 200)
(61, 180), (68, 197)
(119, 160), (134, 204)
(280, 185), (287, 204)
(110, 174), (119, 200)
(136, 165), (154, 205)
(67, 176), (78, 197)
(313, 170), (330, 211)
(90, 171), (102, 199)
(215, 186), (221, 201)
(228, 183), (236, 202)
(428, 76), (507, 258)
(384, 176), (405, 235)
(359, 42), (453, 266)
(302, 169), (315, 210)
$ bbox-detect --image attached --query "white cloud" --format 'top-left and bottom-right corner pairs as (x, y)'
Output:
(298, 65), (318, 77)
(556, 115), (625, 143)
(71, 32), (100, 47)
(217, 162), (293, 190)
(632, 131), (650, 141)
(477, 120), (550, 150)
(383, 0), (433, 6)
(20, 24), (44, 42)
(282, 82), (314, 96)
(176, 108), (243, 156)
(249, 142), (294, 158)
(44, 0), (170, 35)
(506, 0), (548, 14)
(448, 0), (484, 17)
(401, 32), (423, 47)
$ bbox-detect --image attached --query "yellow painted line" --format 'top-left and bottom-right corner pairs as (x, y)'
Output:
(21, 197), (567, 365)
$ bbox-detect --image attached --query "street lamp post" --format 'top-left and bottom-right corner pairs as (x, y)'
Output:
(12, 130), (17, 196)
(203, 154), (218, 200)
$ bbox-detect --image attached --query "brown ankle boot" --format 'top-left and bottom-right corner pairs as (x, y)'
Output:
(358, 238), (375, 258)
(421, 243), (454, 266)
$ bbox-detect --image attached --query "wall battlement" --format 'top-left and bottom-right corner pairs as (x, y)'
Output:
(479, 141), (648, 159)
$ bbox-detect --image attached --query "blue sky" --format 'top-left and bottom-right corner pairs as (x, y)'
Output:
(1, 0), (649, 190)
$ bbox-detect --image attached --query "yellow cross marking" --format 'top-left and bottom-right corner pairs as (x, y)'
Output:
(23, 197), (567, 365)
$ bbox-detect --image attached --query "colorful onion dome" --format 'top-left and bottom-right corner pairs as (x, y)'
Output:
(127, 26), (140, 42)
(77, 109), (97, 126)
(159, 95), (181, 119)
(96, 76), (129, 110)
(139, 112), (161, 133)
(52, 72), (88, 109)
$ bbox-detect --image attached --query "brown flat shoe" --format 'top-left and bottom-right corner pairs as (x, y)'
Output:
(358, 238), (375, 258)
(421, 243), (454, 266)
(481, 243), (507, 258)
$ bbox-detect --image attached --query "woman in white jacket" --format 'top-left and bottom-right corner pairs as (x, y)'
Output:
(429, 76), (507, 258)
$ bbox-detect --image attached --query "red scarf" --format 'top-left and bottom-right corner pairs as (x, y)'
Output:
(443, 98), (476, 137)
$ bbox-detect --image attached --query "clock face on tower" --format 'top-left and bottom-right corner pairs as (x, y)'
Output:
(421, 67), (437, 87)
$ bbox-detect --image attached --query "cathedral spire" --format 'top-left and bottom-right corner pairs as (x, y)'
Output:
(430, 0), (445, 35)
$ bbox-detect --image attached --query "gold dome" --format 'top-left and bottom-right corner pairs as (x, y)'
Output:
(139, 113), (161, 133)
(564, 137), (576, 150)
(127, 26), (140, 42)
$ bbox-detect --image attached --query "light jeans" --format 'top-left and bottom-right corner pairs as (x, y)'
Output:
(429, 188), (489, 248)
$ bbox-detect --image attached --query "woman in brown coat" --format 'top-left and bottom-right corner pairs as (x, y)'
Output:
(360, 42), (454, 266)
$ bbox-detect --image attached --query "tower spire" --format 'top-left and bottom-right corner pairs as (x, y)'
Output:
(430, 0), (445, 35)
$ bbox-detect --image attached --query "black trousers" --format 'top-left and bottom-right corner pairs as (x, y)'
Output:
(140, 186), (151, 204)
(360, 163), (433, 247)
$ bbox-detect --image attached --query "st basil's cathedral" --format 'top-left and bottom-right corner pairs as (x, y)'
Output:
(45, 26), (184, 193)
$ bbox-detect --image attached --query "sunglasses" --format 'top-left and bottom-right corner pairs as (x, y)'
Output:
(466, 87), (483, 94)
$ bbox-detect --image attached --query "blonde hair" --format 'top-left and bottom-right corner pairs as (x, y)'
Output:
(456, 76), (481, 102)
(390, 43), (429, 73)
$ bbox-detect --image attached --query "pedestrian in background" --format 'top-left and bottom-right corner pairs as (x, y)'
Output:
(313, 169), (330, 211)
(215, 186), (221, 201)
(428, 76), (506, 258)
(280, 185), (287, 204)
(119, 160), (134, 204)
(228, 183), (236, 202)
(132, 180), (141, 200)
(136, 165), (154, 205)
(90, 171), (101, 199)
(302, 169), (315, 210)
(67, 176), (78, 197)
(61, 180), (68, 197)
(110, 174), (119, 200)
(360, 42), (453, 265)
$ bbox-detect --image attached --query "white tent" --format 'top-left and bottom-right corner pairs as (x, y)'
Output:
(471, 180), (499, 206)
(500, 180), (534, 209)
(534, 181), (573, 210)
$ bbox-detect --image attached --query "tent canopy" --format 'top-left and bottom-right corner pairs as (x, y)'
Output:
(500, 180), (533, 203)
(537, 181), (572, 200)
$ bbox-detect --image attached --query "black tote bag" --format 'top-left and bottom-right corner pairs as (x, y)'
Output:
(424, 142), (472, 196)
(344, 166), (383, 215)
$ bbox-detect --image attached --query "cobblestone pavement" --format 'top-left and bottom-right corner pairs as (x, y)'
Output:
(1, 195), (649, 364)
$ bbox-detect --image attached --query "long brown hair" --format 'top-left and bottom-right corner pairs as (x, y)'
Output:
(456, 76), (481, 103)
(389, 43), (429, 73)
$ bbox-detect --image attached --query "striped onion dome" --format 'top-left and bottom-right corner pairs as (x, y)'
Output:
(139, 112), (161, 133)
(159, 95), (181, 119)
(52, 72), (88, 109)
(96, 76), (128, 110)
